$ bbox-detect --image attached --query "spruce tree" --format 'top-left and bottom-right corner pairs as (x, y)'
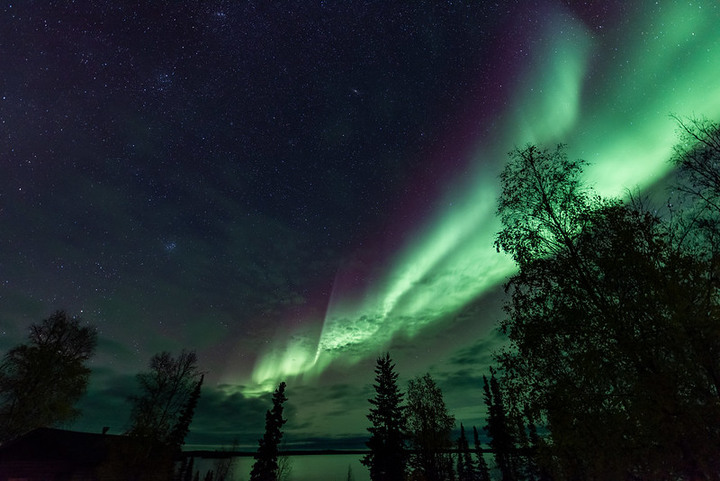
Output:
(175, 456), (188, 481)
(362, 353), (407, 481)
(250, 382), (288, 481)
(169, 374), (204, 451)
(457, 423), (477, 481)
(483, 369), (515, 481)
(473, 426), (491, 481)
(183, 457), (195, 481)
(522, 405), (543, 481)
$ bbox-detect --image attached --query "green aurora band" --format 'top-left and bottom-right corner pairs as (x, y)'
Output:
(249, 2), (720, 392)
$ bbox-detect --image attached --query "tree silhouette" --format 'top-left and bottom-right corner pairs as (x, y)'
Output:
(183, 457), (195, 481)
(119, 350), (201, 480)
(406, 373), (455, 481)
(483, 369), (515, 481)
(456, 423), (478, 481)
(212, 440), (239, 481)
(250, 381), (288, 481)
(494, 143), (720, 479)
(669, 116), (720, 479)
(168, 374), (204, 451)
(0, 310), (97, 442)
(362, 353), (407, 481)
(127, 350), (201, 444)
(672, 115), (720, 213)
(472, 426), (491, 481)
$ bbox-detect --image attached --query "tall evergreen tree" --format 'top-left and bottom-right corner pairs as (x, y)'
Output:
(250, 382), (288, 481)
(362, 353), (407, 481)
(473, 426), (491, 481)
(168, 374), (204, 451)
(483, 369), (515, 481)
(522, 405), (546, 481)
(457, 423), (477, 481)
(175, 456), (188, 481)
(183, 457), (195, 481)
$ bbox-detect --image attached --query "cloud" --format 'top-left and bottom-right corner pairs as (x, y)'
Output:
(187, 385), (272, 449)
(72, 369), (138, 434)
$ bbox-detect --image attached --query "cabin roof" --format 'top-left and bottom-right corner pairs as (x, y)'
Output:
(0, 427), (129, 465)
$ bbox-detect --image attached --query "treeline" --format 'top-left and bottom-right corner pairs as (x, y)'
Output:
(364, 116), (720, 481)
(0, 311), (288, 481)
(486, 116), (720, 480)
(2, 116), (720, 481)
(363, 352), (495, 481)
(0, 311), (97, 443)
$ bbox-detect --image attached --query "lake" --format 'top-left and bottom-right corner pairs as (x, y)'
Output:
(190, 453), (371, 481)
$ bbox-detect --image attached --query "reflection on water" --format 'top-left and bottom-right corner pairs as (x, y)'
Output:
(191, 453), (370, 481)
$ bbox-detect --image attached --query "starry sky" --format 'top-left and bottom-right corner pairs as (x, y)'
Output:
(1, 1), (720, 450)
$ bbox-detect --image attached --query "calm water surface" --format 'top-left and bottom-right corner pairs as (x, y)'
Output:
(192, 453), (370, 481)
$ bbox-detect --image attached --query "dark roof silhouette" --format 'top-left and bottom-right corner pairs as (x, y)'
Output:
(0, 427), (123, 463)
(0, 427), (148, 481)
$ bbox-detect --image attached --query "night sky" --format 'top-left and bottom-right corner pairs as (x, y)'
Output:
(1, 1), (719, 450)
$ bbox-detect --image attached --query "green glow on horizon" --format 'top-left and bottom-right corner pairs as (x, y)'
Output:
(248, 2), (720, 392)
(251, 335), (326, 394)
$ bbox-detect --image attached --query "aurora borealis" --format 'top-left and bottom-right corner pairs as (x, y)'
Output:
(1, 0), (720, 451)
(250, 1), (720, 391)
